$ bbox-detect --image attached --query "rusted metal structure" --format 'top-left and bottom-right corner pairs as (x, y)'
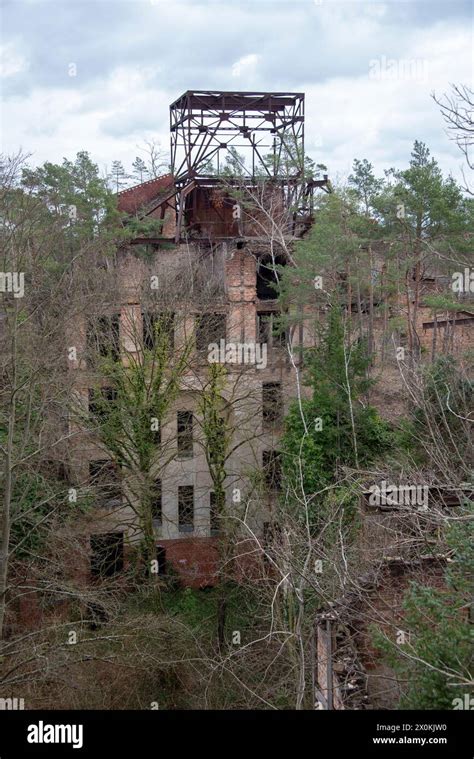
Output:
(127, 90), (330, 243)
(169, 90), (329, 241)
(170, 90), (306, 183)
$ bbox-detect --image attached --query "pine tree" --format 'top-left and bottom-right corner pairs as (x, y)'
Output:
(348, 158), (383, 217)
(109, 160), (129, 193)
(131, 156), (149, 184)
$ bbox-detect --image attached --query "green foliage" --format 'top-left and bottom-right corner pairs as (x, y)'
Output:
(108, 160), (129, 193)
(377, 141), (473, 255)
(163, 583), (258, 639)
(199, 363), (231, 515)
(348, 158), (384, 217)
(9, 472), (64, 556)
(87, 314), (194, 572)
(126, 217), (164, 240)
(132, 156), (149, 184)
(94, 315), (191, 472)
(281, 306), (392, 508)
(21, 151), (119, 244)
(423, 294), (468, 313)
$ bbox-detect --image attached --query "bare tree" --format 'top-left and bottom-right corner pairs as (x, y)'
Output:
(433, 84), (474, 194)
(137, 140), (170, 180)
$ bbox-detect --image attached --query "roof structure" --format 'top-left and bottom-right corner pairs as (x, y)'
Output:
(117, 175), (174, 214)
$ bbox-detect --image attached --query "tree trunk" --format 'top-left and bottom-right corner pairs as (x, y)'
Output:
(368, 244), (375, 363)
(431, 311), (438, 361)
(0, 370), (16, 643)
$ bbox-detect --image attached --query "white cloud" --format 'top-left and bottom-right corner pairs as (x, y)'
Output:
(232, 54), (261, 79)
(1, 0), (472, 187)
(0, 42), (29, 79)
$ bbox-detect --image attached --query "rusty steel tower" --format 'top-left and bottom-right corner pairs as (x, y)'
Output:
(170, 90), (306, 183)
(131, 91), (329, 243)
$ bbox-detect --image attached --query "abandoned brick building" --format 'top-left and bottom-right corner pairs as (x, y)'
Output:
(69, 91), (331, 586)
(68, 90), (473, 590)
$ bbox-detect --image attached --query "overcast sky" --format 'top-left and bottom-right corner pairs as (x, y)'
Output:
(1, 0), (473, 185)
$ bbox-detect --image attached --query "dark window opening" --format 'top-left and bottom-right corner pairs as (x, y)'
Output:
(177, 411), (193, 458)
(90, 533), (124, 578)
(257, 311), (287, 348)
(155, 546), (167, 575)
(263, 450), (282, 491)
(195, 313), (226, 353)
(423, 316), (474, 330)
(152, 478), (162, 524)
(256, 256), (286, 300)
(88, 387), (117, 421)
(143, 311), (175, 352)
(89, 460), (122, 509)
(151, 418), (161, 447)
(87, 314), (120, 364)
(178, 485), (194, 533)
(262, 382), (283, 427)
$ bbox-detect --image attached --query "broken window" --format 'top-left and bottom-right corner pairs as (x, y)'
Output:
(178, 485), (194, 533)
(262, 382), (283, 427)
(195, 313), (226, 353)
(87, 314), (120, 364)
(257, 311), (287, 348)
(152, 478), (162, 524)
(177, 410), (193, 458)
(90, 532), (124, 578)
(256, 256), (286, 300)
(143, 311), (174, 352)
(263, 450), (282, 491)
(88, 387), (117, 422)
(89, 460), (122, 509)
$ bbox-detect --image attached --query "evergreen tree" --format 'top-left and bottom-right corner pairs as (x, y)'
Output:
(21, 151), (118, 245)
(281, 305), (391, 526)
(348, 158), (383, 217)
(132, 156), (149, 184)
(109, 159), (130, 193)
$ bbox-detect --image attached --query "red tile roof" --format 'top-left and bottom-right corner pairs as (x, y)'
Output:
(117, 174), (174, 214)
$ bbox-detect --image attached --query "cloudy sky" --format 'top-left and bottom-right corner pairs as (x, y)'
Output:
(1, 0), (473, 185)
